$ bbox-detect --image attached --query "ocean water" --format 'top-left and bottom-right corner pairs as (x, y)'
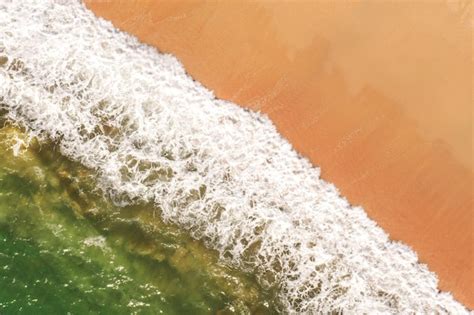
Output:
(0, 126), (275, 314)
(0, 0), (468, 313)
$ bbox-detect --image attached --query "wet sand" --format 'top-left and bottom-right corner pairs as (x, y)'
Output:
(84, 1), (473, 308)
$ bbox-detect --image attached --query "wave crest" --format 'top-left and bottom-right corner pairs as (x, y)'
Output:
(0, 1), (467, 313)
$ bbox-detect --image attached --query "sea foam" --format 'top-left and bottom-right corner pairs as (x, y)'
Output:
(0, 1), (469, 313)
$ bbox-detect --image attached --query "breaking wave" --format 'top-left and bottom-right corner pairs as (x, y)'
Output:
(0, 1), (468, 313)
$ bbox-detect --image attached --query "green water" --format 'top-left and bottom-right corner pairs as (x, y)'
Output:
(0, 125), (276, 314)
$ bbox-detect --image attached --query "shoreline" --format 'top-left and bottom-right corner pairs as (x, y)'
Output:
(84, 0), (473, 308)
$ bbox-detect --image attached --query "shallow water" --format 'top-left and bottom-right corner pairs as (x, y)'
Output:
(0, 125), (275, 314)
(0, 1), (469, 312)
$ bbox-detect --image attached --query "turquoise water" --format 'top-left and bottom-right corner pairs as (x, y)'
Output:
(0, 126), (276, 314)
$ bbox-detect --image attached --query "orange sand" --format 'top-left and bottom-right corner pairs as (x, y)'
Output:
(84, 0), (473, 308)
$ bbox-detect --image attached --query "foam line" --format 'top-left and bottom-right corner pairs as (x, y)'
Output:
(0, 1), (468, 313)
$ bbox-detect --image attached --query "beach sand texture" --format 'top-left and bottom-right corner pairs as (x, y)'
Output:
(84, 0), (473, 308)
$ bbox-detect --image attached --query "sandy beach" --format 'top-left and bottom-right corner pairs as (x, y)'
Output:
(84, 0), (473, 308)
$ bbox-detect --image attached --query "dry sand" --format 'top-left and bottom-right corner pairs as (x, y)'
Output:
(84, 0), (473, 308)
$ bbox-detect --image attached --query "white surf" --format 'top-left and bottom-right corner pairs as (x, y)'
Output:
(0, 1), (468, 313)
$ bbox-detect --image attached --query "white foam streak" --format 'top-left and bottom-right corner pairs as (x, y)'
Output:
(0, 1), (468, 313)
